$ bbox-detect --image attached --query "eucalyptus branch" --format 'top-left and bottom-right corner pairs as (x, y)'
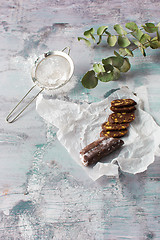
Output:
(78, 22), (160, 89)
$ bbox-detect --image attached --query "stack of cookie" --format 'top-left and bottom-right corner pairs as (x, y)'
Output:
(100, 98), (137, 138)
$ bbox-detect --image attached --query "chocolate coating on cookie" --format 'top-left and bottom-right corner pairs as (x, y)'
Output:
(108, 112), (135, 123)
(110, 105), (136, 113)
(102, 121), (129, 131)
(100, 129), (128, 138)
(111, 99), (137, 107)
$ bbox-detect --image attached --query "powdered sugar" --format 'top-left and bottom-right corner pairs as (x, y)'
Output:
(35, 55), (71, 88)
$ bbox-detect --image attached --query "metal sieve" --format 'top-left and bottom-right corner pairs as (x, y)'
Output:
(6, 47), (74, 123)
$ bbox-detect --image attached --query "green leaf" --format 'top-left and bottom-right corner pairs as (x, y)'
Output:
(102, 57), (111, 65)
(133, 40), (141, 47)
(97, 66), (120, 82)
(156, 23), (160, 41)
(114, 51), (121, 58)
(107, 35), (117, 46)
(150, 37), (160, 49)
(97, 71), (114, 82)
(105, 31), (111, 36)
(81, 70), (98, 89)
(118, 36), (131, 47)
(93, 63), (105, 73)
(139, 46), (146, 56)
(133, 40), (147, 56)
(102, 56), (124, 69)
(119, 58), (131, 72)
(119, 48), (127, 56)
(140, 34), (151, 46)
(103, 64), (114, 72)
(97, 26), (108, 35)
(157, 30), (160, 41)
(114, 24), (127, 36)
(119, 48), (134, 57)
(113, 67), (120, 80)
(78, 37), (91, 46)
(84, 28), (95, 38)
(97, 35), (102, 45)
(131, 28), (144, 40)
(125, 48), (134, 56)
(142, 23), (157, 33)
(90, 34), (96, 42)
(125, 22), (138, 31)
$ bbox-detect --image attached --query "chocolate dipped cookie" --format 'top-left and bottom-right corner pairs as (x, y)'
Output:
(80, 137), (124, 166)
(110, 105), (136, 113)
(108, 112), (135, 124)
(100, 129), (128, 138)
(102, 121), (129, 131)
(111, 98), (137, 108)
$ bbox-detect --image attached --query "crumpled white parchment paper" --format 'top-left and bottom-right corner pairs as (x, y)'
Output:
(36, 87), (160, 180)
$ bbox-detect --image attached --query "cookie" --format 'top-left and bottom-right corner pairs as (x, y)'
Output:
(80, 137), (124, 166)
(111, 99), (137, 108)
(110, 105), (136, 113)
(102, 121), (129, 131)
(108, 112), (135, 123)
(100, 129), (128, 138)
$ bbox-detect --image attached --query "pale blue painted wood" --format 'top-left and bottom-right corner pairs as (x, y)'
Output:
(0, 0), (160, 239)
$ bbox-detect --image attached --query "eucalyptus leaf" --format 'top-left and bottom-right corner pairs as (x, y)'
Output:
(113, 67), (120, 80)
(133, 40), (141, 47)
(150, 42), (159, 49)
(133, 40), (147, 56)
(131, 28), (144, 40)
(156, 23), (160, 41)
(97, 26), (108, 35)
(105, 31), (111, 36)
(103, 64), (114, 72)
(78, 37), (91, 46)
(84, 28), (95, 38)
(157, 30), (160, 41)
(98, 66), (120, 82)
(125, 22), (138, 31)
(114, 24), (127, 36)
(139, 45), (146, 56)
(119, 58), (131, 72)
(114, 51), (121, 58)
(97, 35), (102, 45)
(119, 48), (127, 56)
(81, 70), (98, 89)
(119, 48), (133, 56)
(125, 48), (134, 56)
(102, 56), (124, 69)
(90, 34), (96, 42)
(142, 23), (157, 33)
(97, 71), (114, 82)
(107, 35), (117, 46)
(140, 34), (151, 46)
(102, 57), (112, 65)
(118, 36), (131, 47)
(93, 63), (105, 73)
(150, 38), (160, 49)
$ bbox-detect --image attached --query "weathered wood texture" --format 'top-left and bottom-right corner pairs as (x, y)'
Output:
(0, 0), (160, 239)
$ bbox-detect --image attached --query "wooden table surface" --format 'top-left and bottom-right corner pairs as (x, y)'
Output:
(0, 0), (160, 239)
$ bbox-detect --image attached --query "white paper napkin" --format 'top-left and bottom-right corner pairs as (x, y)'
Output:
(36, 87), (160, 180)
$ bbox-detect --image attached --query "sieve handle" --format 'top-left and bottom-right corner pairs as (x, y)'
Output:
(6, 85), (44, 123)
(62, 46), (71, 55)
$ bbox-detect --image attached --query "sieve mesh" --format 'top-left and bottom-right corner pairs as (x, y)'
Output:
(35, 54), (71, 89)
